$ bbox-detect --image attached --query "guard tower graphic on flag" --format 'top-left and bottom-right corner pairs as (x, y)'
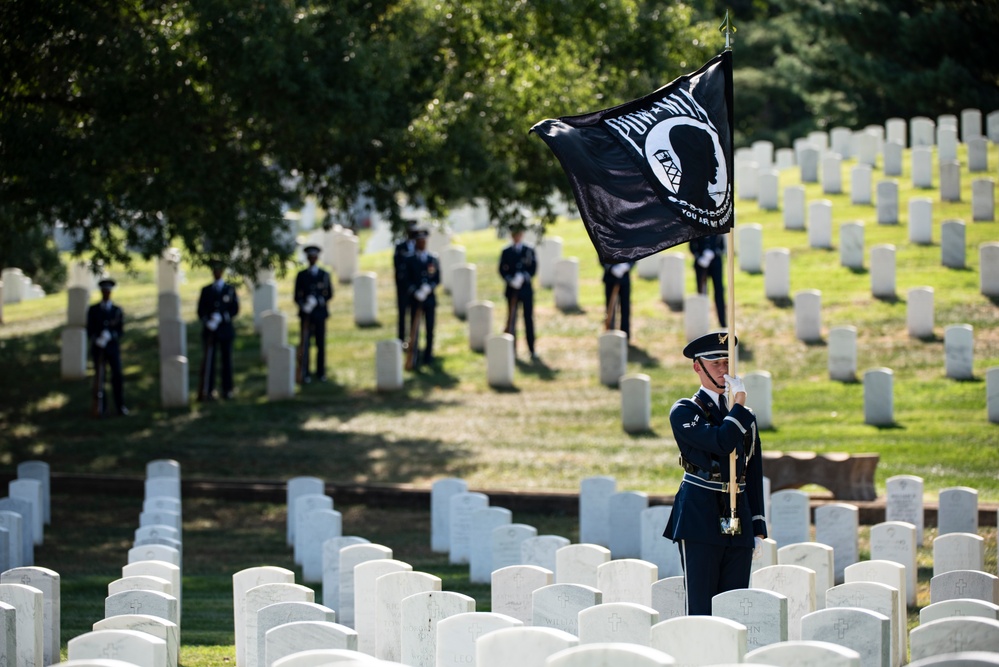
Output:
(653, 148), (682, 191)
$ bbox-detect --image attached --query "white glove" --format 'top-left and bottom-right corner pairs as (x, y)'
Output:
(724, 373), (746, 398)
(207, 313), (221, 331)
(611, 263), (629, 278)
(302, 295), (317, 314)
(753, 536), (764, 560)
(415, 283), (431, 302)
(697, 249), (715, 268)
(509, 272), (525, 290)
(95, 329), (111, 348)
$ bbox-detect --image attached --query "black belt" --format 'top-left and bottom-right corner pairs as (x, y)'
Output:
(682, 472), (745, 493)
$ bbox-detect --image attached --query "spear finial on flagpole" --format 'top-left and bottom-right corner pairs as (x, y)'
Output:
(719, 10), (736, 51)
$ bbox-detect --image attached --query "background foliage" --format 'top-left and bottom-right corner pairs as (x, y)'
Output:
(3, 0), (996, 277)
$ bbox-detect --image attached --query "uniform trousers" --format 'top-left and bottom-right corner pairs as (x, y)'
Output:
(300, 318), (326, 379)
(679, 538), (753, 615)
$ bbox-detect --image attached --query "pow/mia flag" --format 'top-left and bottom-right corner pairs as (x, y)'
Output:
(530, 51), (734, 264)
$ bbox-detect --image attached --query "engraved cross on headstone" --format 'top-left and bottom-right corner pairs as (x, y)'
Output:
(129, 600), (143, 614)
(608, 612), (622, 631)
(19, 575), (31, 586)
(740, 598), (753, 615)
(557, 592), (571, 608)
(467, 622), (483, 638)
(835, 618), (850, 639)
(955, 578), (968, 595)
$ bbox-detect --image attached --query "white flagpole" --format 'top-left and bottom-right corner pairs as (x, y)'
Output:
(720, 10), (741, 536)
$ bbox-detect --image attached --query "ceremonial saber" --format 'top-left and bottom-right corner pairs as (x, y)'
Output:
(199, 330), (215, 401)
(405, 305), (423, 371)
(604, 283), (621, 330)
(505, 294), (519, 335)
(91, 346), (105, 418)
(296, 317), (311, 384)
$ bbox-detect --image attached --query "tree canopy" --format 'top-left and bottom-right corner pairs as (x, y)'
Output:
(1, 0), (996, 281)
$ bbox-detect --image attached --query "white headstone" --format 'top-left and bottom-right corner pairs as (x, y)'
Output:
(399, 590), (473, 667)
(850, 164), (872, 205)
(659, 253), (685, 308)
(745, 370), (773, 430)
(945, 324), (974, 380)
(969, 138), (990, 173)
(431, 478), (468, 553)
(870, 244), (896, 299)
(876, 181), (899, 225)
(68, 628), (167, 667)
(293, 494), (334, 564)
(577, 602), (660, 647)
(940, 160), (961, 202)
(476, 626), (577, 667)
(962, 108), (983, 142)
(807, 200), (833, 249)
(300, 509), (343, 583)
(745, 639), (861, 666)
(907, 287), (935, 339)
(801, 607), (890, 667)
(941, 220), (967, 269)
(436, 612), (522, 667)
(738, 224), (763, 274)
(649, 615), (747, 665)
(352, 272), (378, 326)
(825, 581), (900, 667)
(555, 544), (610, 588)
(883, 141), (903, 176)
(321, 536), (369, 614)
(375, 339), (404, 391)
(522, 535), (571, 574)
(713, 587), (788, 651)
(822, 154), (842, 194)
(374, 571), (441, 662)
(339, 543), (393, 629)
(784, 186), (806, 230)
(264, 620), (358, 667)
(920, 598), (999, 624)
(553, 258), (579, 311)
(989, 367), (999, 424)
(621, 373), (652, 434)
(751, 564), (817, 641)
(252, 280), (278, 333)
(492, 524), (538, 572)
(469, 507), (512, 584)
(486, 334), (515, 389)
(468, 300), (494, 352)
(266, 344), (296, 400)
(844, 560), (907, 659)
(232, 566), (295, 667)
(449, 492), (489, 565)
(769, 490), (810, 548)
(598, 331), (627, 387)
(452, 265), (477, 319)
(532, 583), (601, 636)
(93, 614), (178, 667)
(258, 601), (336, 667)
(828, 326), (858, 382)
(794, 290), (822, 343)
(870, 521), (918, 606)
(595, 558), (657, 606)
(537, 237), (563, 290)
(608, 491), (647, 559)
(973, 178), (995, 221)
(912, 147), (933, 188)
(938, 126), (958, 161)
(864, 368), (894, 426)
(938, 486), (979, 535)
(491, 565), (553, 626)
(779, 542), (834, 608)
(759, 170), (780, 210)
(650, 576), (686, 621)
(930, 570), (999, 605)
(640, 505), (681, 578)
(909, 616), (999, 662)
(579, 476), (616, 547)
(354, 559), (411, 655)
(764, 248), (791, 301)
(799, 147), (819, 183)
(933, 532), (985, 578)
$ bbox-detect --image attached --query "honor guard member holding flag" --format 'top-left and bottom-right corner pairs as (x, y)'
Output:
(87, 279), (128, 416)
(499, 225), (538, 360)
(663, 331), (766, 615)
(602, 261), (633, 339)
(403, 228), (439, 368)
(393, 221), (418, 343)
(294, 245), (333, 383)
(690, 235), (727, 327)
(197, 261), (239, 400)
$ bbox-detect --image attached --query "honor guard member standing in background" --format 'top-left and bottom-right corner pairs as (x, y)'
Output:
(690, 235), (726, 327)
(197, 261), (239, 400)
(393, 221), (418, 343)
(404, 228), (440, 368)
(87, 278), (128, 416)
(499, 224), (538, 360)
(294, 244), (333, 383)
(663, 331), (766, 615)
(602, 260), (633, 340)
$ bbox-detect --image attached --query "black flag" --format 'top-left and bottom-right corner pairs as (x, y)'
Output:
(531, 51), (734, 264)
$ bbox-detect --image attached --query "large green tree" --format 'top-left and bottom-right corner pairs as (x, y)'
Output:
(1, 0), (718, 278)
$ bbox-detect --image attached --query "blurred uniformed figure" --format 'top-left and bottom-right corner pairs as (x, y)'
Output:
(690, 235), (726, 326)
(499, 225), (538, 360)
(393, 221), (418, 342)
(403, 229), (439, 367)
(294, 245), (333, 383)
(663, 331), (766, 615)
(87, 278), (128, 416)
(602, 261), (633, 339)
(197, 261), (239, 400)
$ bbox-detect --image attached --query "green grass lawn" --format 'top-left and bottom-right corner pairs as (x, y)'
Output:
(1, 141), (997, 664)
